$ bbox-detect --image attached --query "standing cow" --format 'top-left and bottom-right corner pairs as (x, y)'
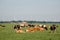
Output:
(49, 24), (57, 33)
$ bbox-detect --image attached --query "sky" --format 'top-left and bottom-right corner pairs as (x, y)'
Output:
(0, 0), (60, 21)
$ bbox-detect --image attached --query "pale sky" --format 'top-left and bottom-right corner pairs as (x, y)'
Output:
(0, 0), (60, 21)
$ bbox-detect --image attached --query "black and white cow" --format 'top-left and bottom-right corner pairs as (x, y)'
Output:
(50, 24), (57, 33)
(13, 25), (21, 30)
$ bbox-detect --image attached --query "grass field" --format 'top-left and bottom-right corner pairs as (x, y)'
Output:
(0, 23), (60, 40)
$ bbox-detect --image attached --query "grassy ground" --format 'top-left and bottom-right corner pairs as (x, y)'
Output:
(0, 23), (60, 40)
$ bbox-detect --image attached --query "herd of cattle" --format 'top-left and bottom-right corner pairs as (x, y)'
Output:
(13, 23), (58, 33)
(0, 22), (58, 33)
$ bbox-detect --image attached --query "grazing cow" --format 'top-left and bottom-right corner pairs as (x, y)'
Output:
(50, 24), (56, 33)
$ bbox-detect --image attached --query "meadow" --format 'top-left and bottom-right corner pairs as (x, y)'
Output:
(0, 23), (60, 40)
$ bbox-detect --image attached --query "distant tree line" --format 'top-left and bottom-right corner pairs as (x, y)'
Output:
(0, 20), (60, 23)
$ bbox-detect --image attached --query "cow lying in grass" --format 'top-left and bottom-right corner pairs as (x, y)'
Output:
(26, 26), (44, 32)
(13, 25), (25, 33)
(39, 24), (48, 30)
(13, 24), (58, 33)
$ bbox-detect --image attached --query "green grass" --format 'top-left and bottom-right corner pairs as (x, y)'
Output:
(0, 23), (60, 40)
